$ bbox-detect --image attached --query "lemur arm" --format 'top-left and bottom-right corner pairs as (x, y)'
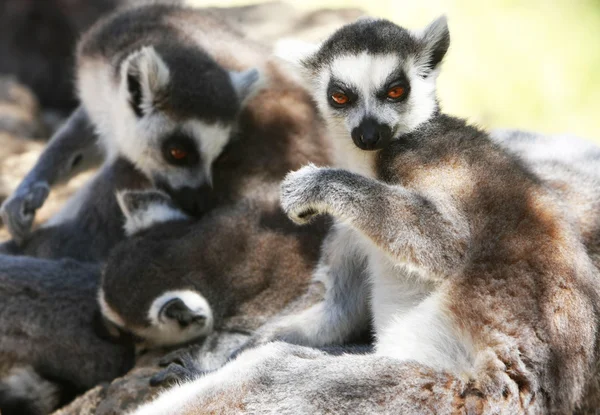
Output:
(281, 165), (470, 277)
(0, 106), (102, 244)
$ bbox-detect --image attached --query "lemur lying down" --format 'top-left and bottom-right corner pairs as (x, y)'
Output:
(98, 188), (329, 370)
(133, 17), (600, 415)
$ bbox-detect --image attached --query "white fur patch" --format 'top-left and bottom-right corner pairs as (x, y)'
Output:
(329, 52), (400, 100)
(116, 190), (188, 236)
(185, 120), (232, 186)
(98, 287), (127, 328)
(77, 59), (120, 158)
(368, 246), (474, 374)
(142, 290), (214, 347)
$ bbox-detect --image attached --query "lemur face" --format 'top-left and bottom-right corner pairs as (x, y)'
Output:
(115, 46), (260, 214)
(98, 286), (214, 348)
(280, 17), (449, 151)
(97, 190), (215, 347)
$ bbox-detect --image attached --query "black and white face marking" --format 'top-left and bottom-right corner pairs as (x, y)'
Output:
(280, 17), (449, 153)
(98, 288), (214, 348)
(87, 45), (260, 206)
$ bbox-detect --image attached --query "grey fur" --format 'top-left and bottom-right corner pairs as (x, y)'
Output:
(0, 254), (133, 414)
(13, 158), (151, 262)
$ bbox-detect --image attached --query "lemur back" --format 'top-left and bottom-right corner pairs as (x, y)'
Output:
(492, 130), (600, 269)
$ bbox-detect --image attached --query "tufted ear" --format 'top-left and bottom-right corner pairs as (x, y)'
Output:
(116, 189), (188, 236)
(413, 16), (450, 77)
(229, 68), (262, 105)
(273, 38), (321, 83)
(122, 46), (170, 117)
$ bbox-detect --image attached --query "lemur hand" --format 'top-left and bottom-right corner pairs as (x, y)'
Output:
(0, 181), (50, 245)
(150, 345), (211, 387)
(280, 164), (328, 225)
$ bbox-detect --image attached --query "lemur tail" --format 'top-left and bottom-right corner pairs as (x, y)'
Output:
(0, 366), (62, 415)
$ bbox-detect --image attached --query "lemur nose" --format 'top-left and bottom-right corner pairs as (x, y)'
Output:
(351, 118), (392, 150)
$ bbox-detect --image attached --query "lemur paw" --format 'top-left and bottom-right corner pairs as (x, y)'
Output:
(0, 182), (49, 244)
(150, 346), (210, 387)
(280, 164), (327, 225)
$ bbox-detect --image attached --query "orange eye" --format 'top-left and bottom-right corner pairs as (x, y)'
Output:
(331, 92), (349, 105)
(169, 147), (187, 160)
(387, 86), (405, 100)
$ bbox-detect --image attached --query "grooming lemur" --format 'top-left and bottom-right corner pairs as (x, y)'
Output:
(135, 18), (600, 414)
(0, 2), (260, 259)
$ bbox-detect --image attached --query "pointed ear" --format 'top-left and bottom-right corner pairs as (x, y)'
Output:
(122, 46), (170, 117)
(229, 68), (262, 104)
(414, 16), (450, 77)
(273, 38), (321, 82)
(116, 189), (188, 235)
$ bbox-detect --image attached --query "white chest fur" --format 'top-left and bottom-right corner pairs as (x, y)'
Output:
(360, 239), (474, 374)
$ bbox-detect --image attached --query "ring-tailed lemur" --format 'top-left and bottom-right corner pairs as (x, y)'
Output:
(138, 18), (600, 414)
(96, 187), (328, 375)
(0, 2), (261, 259)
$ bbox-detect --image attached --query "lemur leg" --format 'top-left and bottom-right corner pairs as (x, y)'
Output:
(281, 165), (470, 278)
(239, 222), (372, 350)
(0, 106), (102, 244)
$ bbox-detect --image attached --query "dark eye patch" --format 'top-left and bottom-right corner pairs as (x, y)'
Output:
(161, 132), (200, 167)
(327, 78), (358, 109)
(377, 69), (411, 102)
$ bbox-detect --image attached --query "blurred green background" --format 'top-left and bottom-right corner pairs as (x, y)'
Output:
(194, 0), (600, 142)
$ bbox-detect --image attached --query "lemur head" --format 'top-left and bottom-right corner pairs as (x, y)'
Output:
(277, 16), (449, 151)
(115, 44), (260, 213)
(98, 189), (213, 348)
